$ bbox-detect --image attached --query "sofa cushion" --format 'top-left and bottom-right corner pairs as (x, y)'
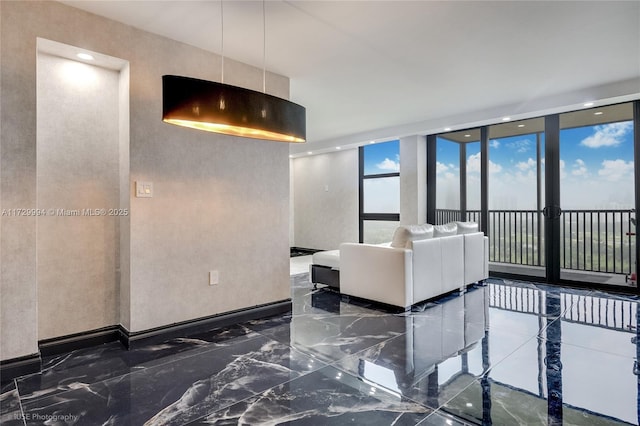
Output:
(433, 222), (458, 237)
(456, 221), (479, 234)
(312, 249), (340, 270)
(390, 224), (434, 248)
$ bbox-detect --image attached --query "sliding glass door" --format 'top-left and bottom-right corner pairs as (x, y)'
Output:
(427, 101), (638, 291)
(488, 118), (546, 278)
(558, 103), (636, 287)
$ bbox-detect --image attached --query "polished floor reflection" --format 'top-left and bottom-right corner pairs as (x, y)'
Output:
(1, 274), (638, 425)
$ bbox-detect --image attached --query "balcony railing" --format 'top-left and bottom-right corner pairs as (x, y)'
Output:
(489, 282), (637, 332)
(436, 209), (636, 276)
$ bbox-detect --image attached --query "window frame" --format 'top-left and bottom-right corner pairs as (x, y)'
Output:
(359, 142), (400, 243)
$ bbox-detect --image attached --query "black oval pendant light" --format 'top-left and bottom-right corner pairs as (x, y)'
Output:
(163, 75), (306, 142)
(162, 1), (306, 143)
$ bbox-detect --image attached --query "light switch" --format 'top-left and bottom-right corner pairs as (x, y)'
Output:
(136, 181), (153, 198)
(209, 270), (219, 285)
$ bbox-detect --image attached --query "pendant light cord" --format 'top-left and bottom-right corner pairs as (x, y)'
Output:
(220, 0), (225, 84)
(262, 0), (266, 93)
(221, 0), (266, 92)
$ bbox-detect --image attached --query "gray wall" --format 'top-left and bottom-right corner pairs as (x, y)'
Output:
(36, 53), (121, 339)
(292, 150), (359, 250)
(1, 1), (290, 360)
(291, 140), (428, 250)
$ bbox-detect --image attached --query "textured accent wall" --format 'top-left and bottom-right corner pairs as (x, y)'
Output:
(1, 1), (290, 360)
(293, 150), (359, 250)
(36, 53), (121, 339)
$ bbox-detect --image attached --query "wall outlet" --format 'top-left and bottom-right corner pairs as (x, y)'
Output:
(209, 270), (219, 286)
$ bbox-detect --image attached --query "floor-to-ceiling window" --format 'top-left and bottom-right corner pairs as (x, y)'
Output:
(559, 102), (636, 286)
(434, 130), (473, 222)
(488, 118), (546, 277)
(427, 101), (638, 292)
(435, 134), (461, 222)
(432, 129), (482, 225)
(465, 139), (482, 222)
(359, 140), (400, 243)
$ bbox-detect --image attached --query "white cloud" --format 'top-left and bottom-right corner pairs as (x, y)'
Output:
(490, 140), (500, 149)
(436, 161), (449, 174)
(467, 152), (502, 174)
(516, 158), (536, 171)
(598, 159), (634, 181)
(376, 157), (399, 172)
(506, 139), (531, 153)
(580, 122), (632, 148)
(363, 177), (400, 212)
(571, 158), (588, 177)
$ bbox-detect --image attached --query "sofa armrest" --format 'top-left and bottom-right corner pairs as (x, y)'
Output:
(410, 238), (443, 302)
(440, 234), (465, 292)
(340, 243), (413, 308)
(484, 236), (489, 279)
(463, 232), (488, 285)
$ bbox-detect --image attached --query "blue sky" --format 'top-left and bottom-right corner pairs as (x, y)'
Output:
(364, 140), (400, 175)
(363, 140), (400, 213)
(441, 120), (634, 209)
(364, 121), (635, 211)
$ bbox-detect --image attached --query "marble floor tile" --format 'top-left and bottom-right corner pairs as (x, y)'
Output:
(249, 310), (410, 364)
(190, 366), (432, 425)
(17, 322), (259, 402)
(21, 335), (327, 425)
(441, 337), (639, 425)
(0, 381), (25, 426)
(290, 256), (312, 276)
(291, 271), (313, 288)
(417, 410), (477, 425)
(6, 275), (639, 425)
(291, 287), (395, 318)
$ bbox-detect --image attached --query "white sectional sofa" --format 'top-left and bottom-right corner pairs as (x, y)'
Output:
(356, 285), (488, 391)
(310, 222), (488, 310)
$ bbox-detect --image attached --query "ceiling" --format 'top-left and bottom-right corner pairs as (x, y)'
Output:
(61, 1), (640, 150)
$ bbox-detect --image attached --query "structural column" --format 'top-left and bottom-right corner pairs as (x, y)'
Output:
(480, 127), (489, 234)
(426, 135), (437, 225)
(400, 135), (426, 225)
(544, 114), (561, 283)
(634, 100), (640, 295)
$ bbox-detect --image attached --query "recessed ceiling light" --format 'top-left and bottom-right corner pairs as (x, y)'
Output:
(76, 52), (94, 61)
(444, 127), (452, 131)
(307, 151), (313, 155)
(594, 111), (604, 115)
(369, 141), (376, 144)
(517, 124), (525, 128)
(502, 117), (511, 121)
(336, 146), (341, 150)
(464, 134), (471, 138)
(289, 155), (293, 158)
(583, 102), (594, 107)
